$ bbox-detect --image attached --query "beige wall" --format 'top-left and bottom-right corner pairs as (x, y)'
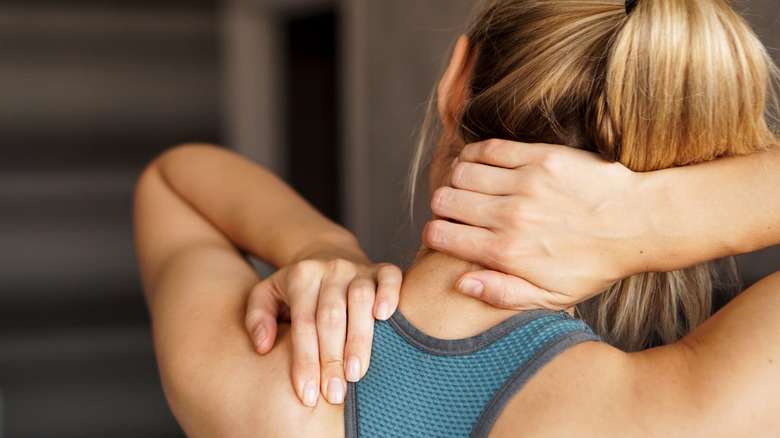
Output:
(349, 0), (475, 263)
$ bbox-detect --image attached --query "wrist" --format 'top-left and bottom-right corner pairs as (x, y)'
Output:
(619, 168), (679, 275)
(631, 164), (730, 274)
(289, 231), (369, 266)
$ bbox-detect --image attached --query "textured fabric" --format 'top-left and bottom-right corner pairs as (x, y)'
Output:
(344, 309), (602, 438)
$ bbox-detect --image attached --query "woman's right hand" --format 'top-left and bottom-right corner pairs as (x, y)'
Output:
(244, 255), (401, 407)
(424, 139), (656, 310)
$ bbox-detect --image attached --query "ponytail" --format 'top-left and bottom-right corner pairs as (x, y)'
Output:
(413, 0), (779, 351)
(575, 0), (778, 350)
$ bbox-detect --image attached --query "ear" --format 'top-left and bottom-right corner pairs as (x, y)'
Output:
(437, 35), (472, 127)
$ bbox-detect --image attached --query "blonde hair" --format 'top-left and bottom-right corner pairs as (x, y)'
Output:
(413, 0), (780, 351)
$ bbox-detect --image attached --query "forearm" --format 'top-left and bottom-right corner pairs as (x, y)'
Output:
(135, 149), (343, 436)
(636, 147), (780, 273)
(154, 144), (367, 268)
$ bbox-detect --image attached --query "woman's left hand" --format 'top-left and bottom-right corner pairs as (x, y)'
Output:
(424, 139), (646, 310)
(244, 255), (402, 407)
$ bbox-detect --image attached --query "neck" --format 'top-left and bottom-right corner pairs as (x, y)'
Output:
(397, 249), (523, 339)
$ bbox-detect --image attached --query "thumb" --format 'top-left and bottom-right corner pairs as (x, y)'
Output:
(456, 270), (558, 311)
(246, 278), (284, 354)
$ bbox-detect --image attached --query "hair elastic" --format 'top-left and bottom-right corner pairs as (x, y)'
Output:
(625, 0), (639, 14)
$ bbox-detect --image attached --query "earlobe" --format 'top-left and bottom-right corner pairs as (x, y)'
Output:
(437, 35), (472, 127)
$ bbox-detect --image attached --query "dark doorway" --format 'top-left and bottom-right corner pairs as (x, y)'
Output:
(285, 9), (341, 223)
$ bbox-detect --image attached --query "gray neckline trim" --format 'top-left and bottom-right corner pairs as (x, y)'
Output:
(345, 381), (359, 438)
(344, 310), (602, 438)
(470, 330), (602, 438)
(387, 309), (570, 356)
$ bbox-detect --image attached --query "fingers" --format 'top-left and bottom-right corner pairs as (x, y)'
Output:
(343, 275), (376, 383)
(449, 161), (523, 195)
(245, 280), (283, 354)
(423, 220), (506, 271)
(431, 186), (504, 228)
(459, 139), (555, 168)
(341, 264), (401, 383)
(316, 261), (353, 405)
(260, 257), (403, 408)
(456, 270), (567, 311)
(287, 262), (325, 407)
(373, 264), (402, 321)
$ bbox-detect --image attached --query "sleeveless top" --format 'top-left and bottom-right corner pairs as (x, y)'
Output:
(344, 309), (602, 438)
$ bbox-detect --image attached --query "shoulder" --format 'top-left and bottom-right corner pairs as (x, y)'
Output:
(488, 338), (736, 438)
(489, 340), (636, 437)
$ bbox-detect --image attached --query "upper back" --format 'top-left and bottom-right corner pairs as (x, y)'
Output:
(347, 309), (603, 437)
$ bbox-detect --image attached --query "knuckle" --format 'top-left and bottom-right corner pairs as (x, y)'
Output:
(450, 162), (468, 186)
(500, 197), (529, 225)
(326, 258), (353, 274)
(320, 355), (344, 369)
(290, 260), (323, 279)
(378, 265), (403, 284)
(424, 220), (445, 246)
(496, 287), (512, 309)
(495, 201), (523, 226)
(431, 186), (451, 212)
(482, 139), (503, 161)
(536, 150), (556, 170)
(378, 263), (401, 276)
(349, 286), (375, 305)
(317, 304), (346, 329)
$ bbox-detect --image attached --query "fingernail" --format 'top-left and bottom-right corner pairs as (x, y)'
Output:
(376, 301), (390, 320)
(253, 324), (267, 346)
(327, 378), (345, 404)
(458, 278), (484, 297)
(451, 157), (460, 169)
(346, 357), (361, 382)
(303, 381), (318, 407)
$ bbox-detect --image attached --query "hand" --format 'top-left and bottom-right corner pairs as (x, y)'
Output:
(244, 256), (402, 407)
(423, 139), (652, 310)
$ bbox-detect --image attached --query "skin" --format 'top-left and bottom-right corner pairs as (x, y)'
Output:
(136, 144), (780, 437)
(136, 34), (780, 436)
(430, 39), (780, 435)
(423, 35), (780, 308)
(425, 141), (780, 310)
(134, 144), (402, 408)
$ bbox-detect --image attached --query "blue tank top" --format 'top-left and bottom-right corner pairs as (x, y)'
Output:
(344, 309), (602, 438)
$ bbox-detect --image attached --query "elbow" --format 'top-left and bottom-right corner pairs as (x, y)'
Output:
(135, 143), (221, 192)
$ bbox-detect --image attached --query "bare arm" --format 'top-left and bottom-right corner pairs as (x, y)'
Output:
(134, 156), (343, 436)
(135, 144), (400, 413)
(645, 147), (780, 271)
(489, 268), (780, 437)
(143, 144), (362, 277)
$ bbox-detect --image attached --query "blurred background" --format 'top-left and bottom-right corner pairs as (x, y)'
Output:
(0, 0), (777, 436)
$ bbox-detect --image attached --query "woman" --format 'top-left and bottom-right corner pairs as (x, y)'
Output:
(136, 0), (780, 436)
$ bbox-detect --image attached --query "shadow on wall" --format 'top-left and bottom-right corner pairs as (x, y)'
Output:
(0, 0), (218, 436)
